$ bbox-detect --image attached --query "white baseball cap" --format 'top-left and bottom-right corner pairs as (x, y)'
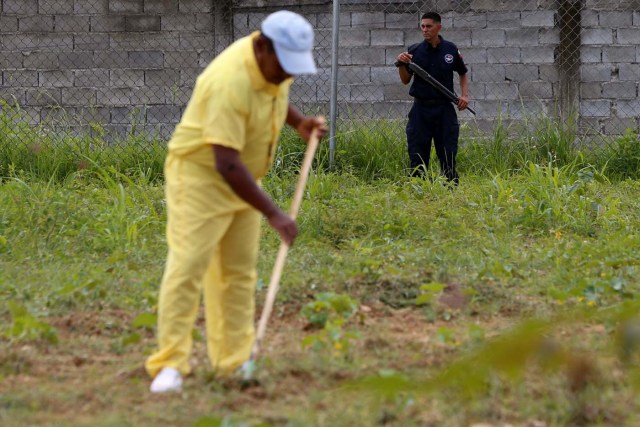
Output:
(261, 11), (317, 75)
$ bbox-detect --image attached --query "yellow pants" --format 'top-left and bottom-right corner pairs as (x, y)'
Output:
(145, 153), (261, 378)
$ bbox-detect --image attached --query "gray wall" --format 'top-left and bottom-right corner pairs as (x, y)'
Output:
(236, 1), (639, 135)
(0, 0), (638, 140)
(0, 0), (226, 139)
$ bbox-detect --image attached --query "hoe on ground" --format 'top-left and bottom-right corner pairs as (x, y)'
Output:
(238, 123), (323, 388)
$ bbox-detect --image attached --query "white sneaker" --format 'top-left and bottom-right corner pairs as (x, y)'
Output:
(150, 367), (183, 393)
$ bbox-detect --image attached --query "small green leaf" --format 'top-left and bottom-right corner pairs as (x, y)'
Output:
(420, 282), (446, 293)
(131, 312), (157, 329)
(122, 332), (141, 346)
(415, 294), (433, 306)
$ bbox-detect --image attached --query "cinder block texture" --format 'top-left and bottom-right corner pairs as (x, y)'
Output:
(0, 1), (638, 135)
(40, 0), (75, 14)
(3, 0), (38, 14)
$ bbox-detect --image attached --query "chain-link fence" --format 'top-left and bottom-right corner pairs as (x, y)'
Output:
(284, 1), (638, 145)
(1, 0), (223, 171)
(0, 0), (638, 169)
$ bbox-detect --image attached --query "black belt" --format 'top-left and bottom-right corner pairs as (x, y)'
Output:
(414, 98), (447, 105)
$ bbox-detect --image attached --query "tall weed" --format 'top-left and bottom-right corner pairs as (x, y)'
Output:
(599, 128), (640, 180)
(0, 102), (166, 183)
(1, 101), (638, 184)
(461, 116), (520, 174)
(512, 162), (616, 235)
(521, 109), (579, 167)
(461, 111), (582, 176)
(330, 120), (407, 181)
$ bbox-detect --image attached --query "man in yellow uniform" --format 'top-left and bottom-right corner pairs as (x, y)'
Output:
(145, 10), (326, 393)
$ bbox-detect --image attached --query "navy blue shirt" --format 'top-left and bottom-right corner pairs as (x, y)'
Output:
(407, 36), (467, 101)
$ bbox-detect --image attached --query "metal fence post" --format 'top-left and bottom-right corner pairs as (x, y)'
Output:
(557, 0), (582, 121)
(328, 0), (340, 168)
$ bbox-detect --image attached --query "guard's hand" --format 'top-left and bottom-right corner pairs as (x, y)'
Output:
(296, 116), (327, 142)
(396, 52), (413, 64)
(457, 96), (469, 111)
(267, 210), (298, 246)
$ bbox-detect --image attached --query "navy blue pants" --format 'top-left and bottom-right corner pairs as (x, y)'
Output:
(406, 101), (460, 182)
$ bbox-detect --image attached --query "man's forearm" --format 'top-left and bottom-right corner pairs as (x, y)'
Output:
(459, 73), (469, 98)
(286, 104), (304, 130)
(399, 65), (412, 85)
(213, 145), (280, 218)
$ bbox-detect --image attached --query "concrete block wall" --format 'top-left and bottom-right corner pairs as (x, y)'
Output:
(1, 0), (638, 139)
(580, 8), (640, 134)
(0, 0), (221, 139)
(233, 1), (638, 135)
(232, 2), (565, 131)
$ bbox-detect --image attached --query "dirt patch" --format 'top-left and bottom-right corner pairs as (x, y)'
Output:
(48, 309), (134, 338)
(1, 301), (632, 426)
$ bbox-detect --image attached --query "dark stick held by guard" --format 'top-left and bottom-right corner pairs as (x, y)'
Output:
(405, 61), (476, 115)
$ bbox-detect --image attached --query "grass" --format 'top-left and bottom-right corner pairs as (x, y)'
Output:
(0, 102), (167, 183)
(2, 99), (638, 183)
(2, 107), (640, 425)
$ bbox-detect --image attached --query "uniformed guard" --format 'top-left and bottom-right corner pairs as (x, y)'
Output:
(396, 12), (470, 183)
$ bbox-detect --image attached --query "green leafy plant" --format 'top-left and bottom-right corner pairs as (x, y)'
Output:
(415, 282), (446, 306)
(118, 312), (158, 350)
(351, 303), (640, 402)
(513, 162), (616, 235)
(603, 128), (640, 180)
(3, 301), (58, 344)
(300, 292), (358, 328)
(300, 293), (360, 355)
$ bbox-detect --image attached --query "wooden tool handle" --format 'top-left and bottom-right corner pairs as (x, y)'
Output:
(252, 126), (322, 356)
